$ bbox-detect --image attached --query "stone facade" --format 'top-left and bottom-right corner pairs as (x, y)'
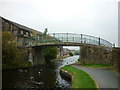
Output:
(1, 17), (42, 46)
(80, 45), (113, 65)
(1, 17), (45, 65)
(80, 46), (120, 72)
(112, 47), (120, 72)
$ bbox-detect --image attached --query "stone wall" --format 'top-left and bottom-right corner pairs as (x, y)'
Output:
(19, 47), (29, 62)
(112, 47), (120, 72)
(80, 46), (120, 72)
(32, 47), (46, 65)
(80, 45), (113, 65)
(60, 69), (72, 82)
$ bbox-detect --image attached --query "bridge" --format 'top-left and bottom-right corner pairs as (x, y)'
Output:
(2, 16), (119, 72)
(24, 33), (113, 47)
(26, 33), (114, 66)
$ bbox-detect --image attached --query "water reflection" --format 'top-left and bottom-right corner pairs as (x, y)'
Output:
(2, 55), (79, 88)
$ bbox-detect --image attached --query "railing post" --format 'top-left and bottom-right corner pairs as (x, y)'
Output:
(98, 37), (100, 45)
(62, 36), (63, 42)
(84, 38), (86, 43)
(53, 33), (55, 37)
(53, 33), (55, 42)
(113, 43), (115, 47)
(73, 37), (74, 42)
(81, 34), (82, 43)
(67, 33), (68, 42)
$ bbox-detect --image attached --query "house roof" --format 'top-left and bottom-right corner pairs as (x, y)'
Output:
(1, 17), (43, 34)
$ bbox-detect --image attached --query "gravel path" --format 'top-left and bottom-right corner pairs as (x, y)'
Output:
(71, 64), (120, 89)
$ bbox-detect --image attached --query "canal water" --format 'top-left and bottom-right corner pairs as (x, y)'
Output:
(2, 55), (79, 89)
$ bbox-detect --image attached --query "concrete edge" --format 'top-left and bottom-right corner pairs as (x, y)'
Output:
(60, 69), (72, 83)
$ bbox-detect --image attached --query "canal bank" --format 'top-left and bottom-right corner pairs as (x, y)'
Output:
(60, 65), (98, 89)
(2, 55), (79, 88)
(71, 64), (120, 88)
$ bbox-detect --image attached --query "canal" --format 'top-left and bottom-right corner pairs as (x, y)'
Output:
(2, 55), (79, 89)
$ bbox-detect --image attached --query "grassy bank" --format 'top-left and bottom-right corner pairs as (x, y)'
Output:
(75, 60), (112, 68)
(61, 65), (97, 89)
(80, 64), (112, 68)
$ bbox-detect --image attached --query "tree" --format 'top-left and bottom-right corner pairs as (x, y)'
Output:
(43, 28), (48, 35)
(42, 28), (48, 40)
(2, 31), (31, 70)
(44, 47), (58, 62)
(69, 52), (73, 56)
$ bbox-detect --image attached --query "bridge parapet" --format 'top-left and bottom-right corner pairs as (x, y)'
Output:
(48, 33), (113, 47)
(24, 33), (113, 47)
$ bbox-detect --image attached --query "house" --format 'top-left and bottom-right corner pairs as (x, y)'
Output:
(1, 17), (43, 46)
(63, 48), (71, 56)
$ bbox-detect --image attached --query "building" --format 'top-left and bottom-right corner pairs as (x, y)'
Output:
(63, 48), (71, 56)
(1, 17), (43, 46)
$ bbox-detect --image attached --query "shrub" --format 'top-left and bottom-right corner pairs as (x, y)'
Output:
(2, 31), (31, 70)
(44, 46), (58, 61)
(69, 52), (73, 56)
(78, 58), (80, 61)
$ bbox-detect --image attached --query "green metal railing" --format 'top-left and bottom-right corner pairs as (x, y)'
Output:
(24, 33), (113, 47)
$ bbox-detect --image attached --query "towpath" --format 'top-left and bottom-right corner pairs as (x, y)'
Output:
(71, 64), (120, 89)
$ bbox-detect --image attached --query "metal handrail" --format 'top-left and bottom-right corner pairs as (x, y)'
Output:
(24, 33), (113, 47)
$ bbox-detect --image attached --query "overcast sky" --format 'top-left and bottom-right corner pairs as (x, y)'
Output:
(0, 0), (119, 49)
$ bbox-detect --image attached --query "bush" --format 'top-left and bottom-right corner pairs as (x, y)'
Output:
(69, 52), (73, 56)
(2, 31), (31, 70)
(44, 46), (58, 61)
(78, 58), (80, 61)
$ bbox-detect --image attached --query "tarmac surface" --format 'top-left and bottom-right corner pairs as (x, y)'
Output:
(71, 64), (120, 89)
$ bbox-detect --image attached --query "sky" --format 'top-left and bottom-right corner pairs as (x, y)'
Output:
(0, 0), (119, 49)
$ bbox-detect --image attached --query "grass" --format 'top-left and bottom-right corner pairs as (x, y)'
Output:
(77, 59), (111, 68)
(80, 64), (112, 68)
(61, 65), (97, 89)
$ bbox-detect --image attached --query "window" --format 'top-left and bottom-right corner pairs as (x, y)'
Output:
(26, 32), (28, 35)
(30, 33), (33, 36)
(21, 31), (23, 34)
(10, 25), (13, 30)
(13, 31), (17, 35)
